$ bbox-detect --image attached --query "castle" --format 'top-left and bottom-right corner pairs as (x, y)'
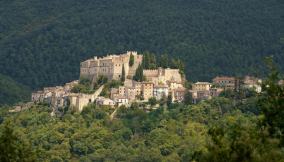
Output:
(80, 51), (143, 82)
(31, 51), (185, 115)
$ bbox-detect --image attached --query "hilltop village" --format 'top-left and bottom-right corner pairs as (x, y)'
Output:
(31, 51), (263, 116)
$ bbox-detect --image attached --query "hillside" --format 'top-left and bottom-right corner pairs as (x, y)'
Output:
(0, 74), (30, 106)
(0, 0), (284, 90)
(0, 71), (284, 161)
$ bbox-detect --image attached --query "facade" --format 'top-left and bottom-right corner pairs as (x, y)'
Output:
(210, 88), (224, 97)
(167, 81), (184, 92)
(126, 87), (138, 101)
(243, 76), (262, 93)
(190, 90), (211, 104)
(69, 93), (97, 112)
(172, 87), (186, 102)
(192, 82), (212, 91)
(96, 97), (115, 107)
(80, 51), (142, 82)
(141, 82), (154, 101)
(153, 85), (169, 100)
(114, 95), (129, 106)
(32, 80), (78, 105)
(213, 76), (236, 89)
(143, 67), (183, 85)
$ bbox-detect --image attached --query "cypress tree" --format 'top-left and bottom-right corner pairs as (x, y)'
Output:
(133, 64), (144, 81)
(121, 64), (126, 82)
(129, 53), (135, 67)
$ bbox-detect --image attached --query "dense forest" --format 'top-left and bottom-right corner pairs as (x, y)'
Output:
(0, 0), (283, 92)
(0, 65), (284, 161)
(0, 74), (30, 106)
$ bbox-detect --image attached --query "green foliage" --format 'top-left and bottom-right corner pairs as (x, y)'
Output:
(0, 0), (283, 95)
(184, 90), (193, 105)
(1, 62), (284, 161)
(199, 113), (284, 162)
(259, 57), (284, 144)
(0, 74), (31, 106)
(129, 53), (135, 67)
(133, 64), (145, 82)
(96, 75), (108, 86)
(79, 77), (92, 87)
(0, 95), (284, 161)
(71, 78), (94, 94)
(0, 121), (36, 161)
(121, 64), (126, 82)
(159, 54), (169, 68)
(148, 97), (157, 106)
(100, 80), (122, 98)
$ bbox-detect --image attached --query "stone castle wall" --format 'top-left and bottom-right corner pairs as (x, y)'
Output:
(143, 68), (182, 84)
(80, 51), (142, 82)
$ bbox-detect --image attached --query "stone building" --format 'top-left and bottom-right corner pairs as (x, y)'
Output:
(192, 82), (212, 91)
(143, 67), (182, 85)
(213, 76), (236, 89)
(172, 87), (186, 102)
(210, 88), (224, 97)
(114, 95), (129, 106)
(243, 76), (262, 93)
(96, 97), (116, 107)
(69, 93), (97, 112)
(153, 85), (169, 100)
(80, 51), (143, 83)
(190, 90), (211, 104)
(141, 82), (154, 101)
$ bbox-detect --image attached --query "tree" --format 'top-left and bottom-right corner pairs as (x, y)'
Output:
(184, 90), (193, 105)
(0, 122), (36, 162)
(142, 52), (157, 69)
(159, 54), (169, 68)
(199, 113), (284, 162)
(133, 64), (144, 82)
(129, 53), (134, 67)
(121, 64), (126, 82)
(148, 97), (157, 106)
(171, 58), (185, 75)
(259, 57), (284, 144)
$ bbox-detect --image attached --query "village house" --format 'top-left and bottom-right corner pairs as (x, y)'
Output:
(213, 76), (236, 89)
(153, 84), (169, 100)
(190, 90), (211, 104)
(31, 51), (188, 112)
(192, 82), (212, 91)
(96, 97), (116, 107)
(243, 76), (262, 93)
(114, 95), (129, 106)
(167, 80), (184, 92)
(141, 82), (154, 101)
(172, 87), (186, 102)
(210, 88), (224, 97)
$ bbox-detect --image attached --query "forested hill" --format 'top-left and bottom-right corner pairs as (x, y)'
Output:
(0, 0), (284, 90)
(0, 74), (30, 106)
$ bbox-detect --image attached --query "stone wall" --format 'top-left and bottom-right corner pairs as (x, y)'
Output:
(80, 51), (142, 83)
